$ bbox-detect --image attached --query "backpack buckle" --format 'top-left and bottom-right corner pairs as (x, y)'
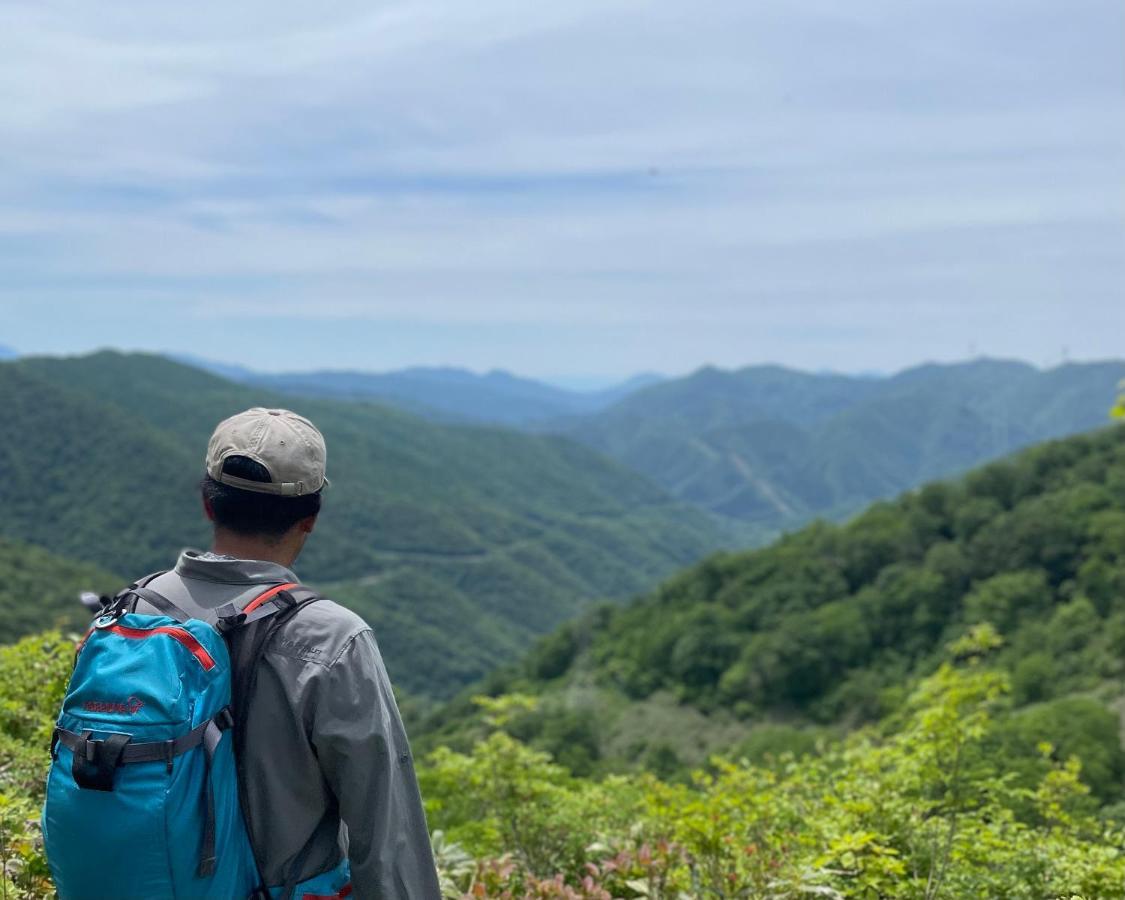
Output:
(215, 603), (247, 634)
(72, 731), (131, 792)
(275, 589), (297, 608)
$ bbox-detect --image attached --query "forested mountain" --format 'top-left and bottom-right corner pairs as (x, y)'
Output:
(0, 538), (120, 640)
(425, 424), (1125, 793)
(174, 354), (661, 426)
(173, 354), (1125, 541)
(559, 358), (1125, 530)
(4, 367), (1125, 897)
(0, 352), (723, 697)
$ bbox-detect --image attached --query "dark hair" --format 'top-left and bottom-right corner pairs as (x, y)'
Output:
(200, 456), (322, 539)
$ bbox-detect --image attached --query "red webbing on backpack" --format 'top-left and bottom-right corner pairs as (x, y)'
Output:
(242, 582), (300, 614)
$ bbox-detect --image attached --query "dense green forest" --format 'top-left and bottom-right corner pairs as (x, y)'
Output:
(0, 352), (722, 698)
(5, 352), (1120, 700)
(0, 540), (119, 641)
(560, 359), (1125, 531)
(422, 425), (1125, 798)
(2, 414), (1124, 896)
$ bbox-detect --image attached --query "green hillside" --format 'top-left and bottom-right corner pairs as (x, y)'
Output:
(4, 394), (1125, 897)
(0, 352), (725, 697)
(0, 539), (120, 641)
(561, 358), (1125, 529)
(424, 424), (1125, 790)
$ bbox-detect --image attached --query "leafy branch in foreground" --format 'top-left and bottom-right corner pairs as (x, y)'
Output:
(421, 628), (1125, 898)
(1, 627), (1123, 897)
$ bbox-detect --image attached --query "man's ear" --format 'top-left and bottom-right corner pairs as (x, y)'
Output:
(298, 514), (318, 535)
(202, 494), (216, 522)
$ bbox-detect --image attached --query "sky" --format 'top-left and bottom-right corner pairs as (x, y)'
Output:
(0, 0), (1122, 380)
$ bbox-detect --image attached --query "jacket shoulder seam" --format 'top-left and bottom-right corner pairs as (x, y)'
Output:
(326, 628), (373, 669)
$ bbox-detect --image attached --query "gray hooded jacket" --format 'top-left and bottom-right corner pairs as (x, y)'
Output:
(142, 551), (440, 899)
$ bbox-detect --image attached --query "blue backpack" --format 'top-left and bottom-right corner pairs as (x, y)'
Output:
(42, 574), (345, 899)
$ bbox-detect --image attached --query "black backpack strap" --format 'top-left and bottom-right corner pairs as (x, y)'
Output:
(226, 584), (321, 748)
(268, 588), (326, 899)
(222, 584), (323, 896)
(276, 586), (319, 605)
(279, 837), (319, 900)
(135, 570), (166, 589)
(213, 583), (318, 634)
(125, 586), (193, 624)
(196, 710), (234, 877)
(93, 570), (169, 617)
(263, 586), (318, 620)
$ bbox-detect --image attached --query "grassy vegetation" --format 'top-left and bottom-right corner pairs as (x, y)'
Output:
(4, 628), (1124, 898)
(421, 640), (1125, 898)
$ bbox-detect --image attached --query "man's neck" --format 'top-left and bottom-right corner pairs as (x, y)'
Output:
(211, 531), (298, 569)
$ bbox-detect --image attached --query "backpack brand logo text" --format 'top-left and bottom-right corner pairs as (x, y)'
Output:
(82, 696), (144, 715)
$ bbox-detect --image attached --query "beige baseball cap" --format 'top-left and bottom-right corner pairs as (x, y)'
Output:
(205, 408), (329, 496)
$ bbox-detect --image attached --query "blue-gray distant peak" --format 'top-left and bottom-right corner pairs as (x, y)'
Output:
(559, 358), (1125, 530)
(165, 355), (659, 427)
(167, 353), (258, 383)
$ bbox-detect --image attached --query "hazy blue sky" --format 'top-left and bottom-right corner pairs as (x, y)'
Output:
(0, 0), (1121, 378)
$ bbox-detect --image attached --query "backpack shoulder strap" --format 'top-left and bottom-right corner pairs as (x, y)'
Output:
(212, 582), (321, 633)
(224, 583), (322, 687)
(221, 583), (322, 897)
(135, 570), (166, 589)
(126, 586), (194, 624)
(102, 572), (194, 623)
(93, 570), (169, 616)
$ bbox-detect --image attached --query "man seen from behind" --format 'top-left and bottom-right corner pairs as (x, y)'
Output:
(142, 407), (440, 898)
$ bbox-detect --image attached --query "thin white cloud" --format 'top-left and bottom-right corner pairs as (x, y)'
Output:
(0, 0), (1121, 374)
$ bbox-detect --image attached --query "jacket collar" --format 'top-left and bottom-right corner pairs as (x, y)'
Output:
(175, 549), (299, 586)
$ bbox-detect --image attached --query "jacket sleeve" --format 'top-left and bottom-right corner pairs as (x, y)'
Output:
(311, 629), (441, 900)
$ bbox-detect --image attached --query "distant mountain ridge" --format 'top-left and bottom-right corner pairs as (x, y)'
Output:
(1, 352), (723, 699)
(173, 352), (1125, 536)
(557, 357), (1125, 531)
(171, 354), (663, 426)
